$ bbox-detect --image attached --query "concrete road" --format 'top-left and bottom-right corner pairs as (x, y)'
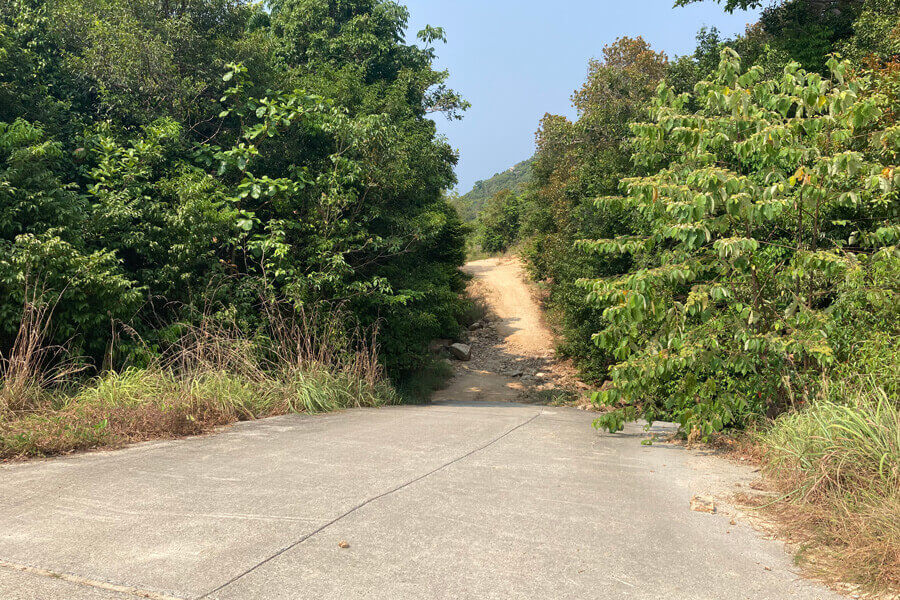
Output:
(0, 400), (842, 600)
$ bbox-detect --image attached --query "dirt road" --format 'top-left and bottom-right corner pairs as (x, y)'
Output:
(464, 257), (554, 356)
(433, 256), (581, 404)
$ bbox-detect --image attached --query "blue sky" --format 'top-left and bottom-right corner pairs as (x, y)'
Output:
(402, 1), (760, 193)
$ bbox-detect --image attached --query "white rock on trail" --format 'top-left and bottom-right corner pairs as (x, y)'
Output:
(449, 343), (472, 361)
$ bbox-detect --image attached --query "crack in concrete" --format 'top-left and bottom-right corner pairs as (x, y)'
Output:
(0, 560), (187, 600)
(199, 409), (544, 599)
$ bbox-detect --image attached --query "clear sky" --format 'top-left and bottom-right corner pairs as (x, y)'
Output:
(402, 0), (760, 193)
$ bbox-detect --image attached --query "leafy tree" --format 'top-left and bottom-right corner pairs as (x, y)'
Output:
(840, 0), (900, 63)
(520, 37), (668, 380)
(0, 0), (468, 379)
(477, 189), (521, 253)
(581, 49), (900, 435)
(0, 120), (141, 356)
(676, 0), (897, 73)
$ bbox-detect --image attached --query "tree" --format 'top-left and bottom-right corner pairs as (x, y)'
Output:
(676, 0), (898, 73)
(0, 0), (469, 378)
(580, 49), (900, 435)
(520, 37), (668, 380)
(477, 190), (521, 253)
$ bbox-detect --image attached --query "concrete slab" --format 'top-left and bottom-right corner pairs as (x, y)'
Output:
(0, 401), (843, 599)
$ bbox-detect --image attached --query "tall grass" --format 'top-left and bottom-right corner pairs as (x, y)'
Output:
(0, 290), (398, 459)
(0, 286), (83, 414)
(758, 378), (900, 592)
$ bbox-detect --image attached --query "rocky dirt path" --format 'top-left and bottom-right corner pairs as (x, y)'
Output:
(433, 256), (587, 405)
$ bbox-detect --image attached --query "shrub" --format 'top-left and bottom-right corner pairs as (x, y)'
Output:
(582, 49), (900, 435)
(477, 189), (521, 254)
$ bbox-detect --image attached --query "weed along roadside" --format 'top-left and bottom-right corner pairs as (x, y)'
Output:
(0, 295), (399, 460)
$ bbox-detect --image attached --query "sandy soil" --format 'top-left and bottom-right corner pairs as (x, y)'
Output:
(432, 257), (587, 405)
(463, 257), (554, 356)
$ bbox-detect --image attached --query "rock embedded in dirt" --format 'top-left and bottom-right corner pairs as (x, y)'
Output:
(449, 343), (472, 361)
(690, 495), (717, 514)
(469, 321), (484, 331)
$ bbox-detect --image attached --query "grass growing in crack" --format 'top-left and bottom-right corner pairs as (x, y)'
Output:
(757, 377), (900, 593)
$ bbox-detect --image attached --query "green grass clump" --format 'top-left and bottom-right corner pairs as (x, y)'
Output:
(759, 378), (900, 592)
(0, 366), (398, 459)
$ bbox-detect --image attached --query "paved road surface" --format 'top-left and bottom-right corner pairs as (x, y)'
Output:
(0, 401), (843, 599)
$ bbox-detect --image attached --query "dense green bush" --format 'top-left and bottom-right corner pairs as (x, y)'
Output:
(476, 189), (521, 254)
(0, 0), (468, 379)
(582, 49), (900, 435)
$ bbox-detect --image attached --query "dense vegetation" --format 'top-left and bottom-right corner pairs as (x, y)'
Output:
(0, 0), (470, 456)
(475, 1), (899, 589)
(452, 157), (532, 222)
(475, 188), (522, 254)
(0, 0), (469, 375)
(497, 0), (899, 433)
(585, 49), (900, 436)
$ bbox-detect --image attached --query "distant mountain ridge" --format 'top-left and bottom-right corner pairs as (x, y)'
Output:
(453, 158), (533, 221)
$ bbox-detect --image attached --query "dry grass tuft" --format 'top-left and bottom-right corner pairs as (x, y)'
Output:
(0, 291), (398, 460)
(0, 286), (84, 414)
(755, 378), (900, 595)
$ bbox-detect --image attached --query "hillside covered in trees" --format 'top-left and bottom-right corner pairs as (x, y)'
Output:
(452, 158), (533, 222)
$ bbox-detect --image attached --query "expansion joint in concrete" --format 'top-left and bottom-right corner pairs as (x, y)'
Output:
(199, 410), (543, 599)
